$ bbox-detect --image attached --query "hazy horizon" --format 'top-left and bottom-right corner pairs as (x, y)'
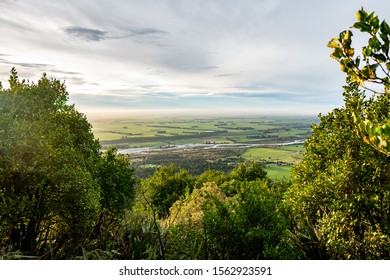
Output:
(82, 107), (322, 120)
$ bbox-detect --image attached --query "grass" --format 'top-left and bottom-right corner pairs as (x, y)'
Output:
(242, 146), (304, 164)
(90, 116), (314, 145)
(241, 145), (305, 180)
(265, 164), (291, 180)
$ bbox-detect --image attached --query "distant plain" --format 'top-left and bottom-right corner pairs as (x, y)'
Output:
(88, 115), (317, 179)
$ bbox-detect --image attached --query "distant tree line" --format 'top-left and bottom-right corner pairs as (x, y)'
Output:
(247, 134), (279, 139)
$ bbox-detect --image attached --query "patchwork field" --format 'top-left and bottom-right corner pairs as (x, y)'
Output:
(242, 145), (305, 179)
(88, 115), (315, 179)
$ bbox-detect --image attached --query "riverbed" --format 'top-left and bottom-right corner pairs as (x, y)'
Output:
(119, 139), (305, 155)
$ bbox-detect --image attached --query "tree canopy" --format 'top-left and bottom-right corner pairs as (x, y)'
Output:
(0, 69), (136, 259)
(285, 8), (390, 259)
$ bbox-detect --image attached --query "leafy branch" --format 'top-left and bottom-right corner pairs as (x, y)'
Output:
(327, 8), (390, 156)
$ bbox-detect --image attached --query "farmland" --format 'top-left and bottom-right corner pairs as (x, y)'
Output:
(88, 115), (316, 179)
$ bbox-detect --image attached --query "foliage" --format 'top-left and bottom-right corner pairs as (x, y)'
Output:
(193, 169), (227, 189)
(167, 182), (228, 229)
(165, 182), (227, 259)
(0, 69), (137, 259)
(220, 161), (267, 196)
(286, 94), (390, 259)
(228, 161), (267, 182)
(165, 223), (204, 260)
(287, 218), (329, 260)
(88, 147), (137, 254)
(96, 147), (136, 226)
(112, 218), (167, 260)
(202, 179), (296, 260)
(165, 165), (296, 260)
(135, 163), (195, 218)
(328, 8), (390, 155)
(0, 69), (102, 258)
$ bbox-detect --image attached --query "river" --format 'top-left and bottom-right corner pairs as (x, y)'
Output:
(119, 139), (305, 155)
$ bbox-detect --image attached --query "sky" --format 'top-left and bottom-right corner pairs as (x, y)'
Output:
(1, 0), (389, 116)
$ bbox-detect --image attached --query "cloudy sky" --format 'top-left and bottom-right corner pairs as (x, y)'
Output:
(1, 0), (389, 116)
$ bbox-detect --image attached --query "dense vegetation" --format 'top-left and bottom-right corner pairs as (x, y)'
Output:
(1, 8), (389, 259)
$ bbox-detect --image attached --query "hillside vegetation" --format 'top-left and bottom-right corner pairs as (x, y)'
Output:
(0, 8), (389, 259)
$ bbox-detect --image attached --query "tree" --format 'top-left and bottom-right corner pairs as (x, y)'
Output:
(228, 161), (267, 182)
(165, 182), (228, 259)
(286, 91), (390, 259)
(166, 171), (295, 260)
(328, 8), (390, 156)
(202, 178), (295, 260)
(94, 147), (136, 245)
(285, 8), (390, 260)
(220, 161), (267, 196)
(97, 148), (135, 220)
(193, 169), (226, 189)
(0, 69), (102, 258)
(135, 163), (195, 218)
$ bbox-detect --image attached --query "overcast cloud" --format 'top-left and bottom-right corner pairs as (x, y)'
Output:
(0, 0), (389, 116)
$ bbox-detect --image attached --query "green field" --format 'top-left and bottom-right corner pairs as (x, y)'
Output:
(265, 165), (292, 180)
(242, 145), (304, 163)
(88, 115), (314, 180)
(241, 145), (304, 180)
(89, 115), (315, 147)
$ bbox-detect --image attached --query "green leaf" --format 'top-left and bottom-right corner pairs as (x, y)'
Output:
(356, 8), (368, 22)
(338, 58), (354, 70)
(372, 53), (386, 62)
(370, 16), (380, 30)
(369, 63), (379, 71)
(380, 32), (389, 45)
(355, 56), (361, 67)
(369, 36), (381, 51)
(363, 46), (372, 57)
(380, 21), (390, 35)
(366, 11), (376, 23)
(330, 48), (344, 59)
(360, 66), (370, 78)
(353, 22), (371, 32)
(383, 122), (390, 134)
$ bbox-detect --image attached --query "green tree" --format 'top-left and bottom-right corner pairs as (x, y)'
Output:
(97, 147), (136, 222)
(0, 69), (102, 258)
(287, 8), (390, 260)
(328, 8), (390, 156)
(92, 147), (136, 252)
(165, 182), (228, 259)
(286, 91), (390, 259)
(202, 179), (295, 260)
(220, 161), (267, 196)
(193, 169), (226, 189)
(166, 175), (295, 260)
(135, 163), (195, 218)
(228, 161), (267, 182)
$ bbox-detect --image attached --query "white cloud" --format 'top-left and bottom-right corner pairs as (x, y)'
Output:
(0, 0), (389, 115)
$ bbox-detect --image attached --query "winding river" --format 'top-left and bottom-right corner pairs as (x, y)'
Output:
(119, 139), (305, 155)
